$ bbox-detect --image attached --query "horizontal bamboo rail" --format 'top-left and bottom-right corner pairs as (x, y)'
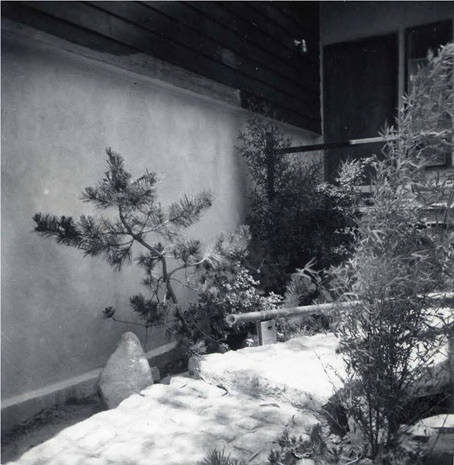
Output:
(225, 293), (454, 327)
(273, 135), (398, 155)
(225, 301), (353, 326)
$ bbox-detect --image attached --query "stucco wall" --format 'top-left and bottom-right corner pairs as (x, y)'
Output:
(1, 22), (320, 403)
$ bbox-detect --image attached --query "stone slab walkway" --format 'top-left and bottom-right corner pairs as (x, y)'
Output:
(6, 333), (451, 465)
(6, 374), (320, 465)
(190, 333), (344, 410)
(7, 334), (341, 465)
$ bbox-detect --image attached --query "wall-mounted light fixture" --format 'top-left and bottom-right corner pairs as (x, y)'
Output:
(293, 39), (308, 55)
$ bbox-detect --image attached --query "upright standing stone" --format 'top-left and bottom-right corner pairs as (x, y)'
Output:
(98, 332), (153, 409)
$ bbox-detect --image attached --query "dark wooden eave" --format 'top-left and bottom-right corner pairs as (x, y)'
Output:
(2, 1), (321, 133)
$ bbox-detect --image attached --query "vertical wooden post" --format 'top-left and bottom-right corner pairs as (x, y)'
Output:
(449, 332), (454, 413)
(256, 320), (277, 345)
(265, 132), (275, 203)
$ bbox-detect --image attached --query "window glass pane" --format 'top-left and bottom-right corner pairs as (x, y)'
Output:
(406, 20), (452, 91)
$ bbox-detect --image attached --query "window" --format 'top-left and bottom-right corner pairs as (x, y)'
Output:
(406, 20), (452, 92)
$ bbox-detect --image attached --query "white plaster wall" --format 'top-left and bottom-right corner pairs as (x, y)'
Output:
(1, 23), (321, 402)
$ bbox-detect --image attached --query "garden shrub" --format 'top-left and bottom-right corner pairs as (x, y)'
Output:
(237, 115), (358, 295)
(275, 314), (331, 342)
(275, 263), (331, 341)
(179, 226), (282, 355)
(329, 44), (454, 463)
(267, 425), (346, 465)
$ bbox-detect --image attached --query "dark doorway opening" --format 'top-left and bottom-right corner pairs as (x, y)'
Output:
(323, 34), (398, 181)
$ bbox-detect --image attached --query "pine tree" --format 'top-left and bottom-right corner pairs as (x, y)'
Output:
(33, 148), (214, 330)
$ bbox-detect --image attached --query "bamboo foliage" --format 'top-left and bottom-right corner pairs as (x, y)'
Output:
(330, 44), (454, 462)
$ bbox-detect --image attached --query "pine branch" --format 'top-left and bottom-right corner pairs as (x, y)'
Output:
(135, 203), (167, 235)
(81, 148), (131, 208)
(172, 239), (202, 265)
(33, 213), (133, 270)
(81, 148), (158, 209)
(213, 225), (251, 262)
(130, 294), (161, 323)
(118, 205), (164, 259)
(33, 213), (83, 247)
(127, 171), (158, 207)
(167, 258), (207, 279)
(168, 191), (213, 228)
(136, 251), (162, 275)
(76, 214), (135, 269)
(104, 243), (134, 271)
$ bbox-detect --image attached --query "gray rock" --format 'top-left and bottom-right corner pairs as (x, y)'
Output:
(98, 332), (153, 408)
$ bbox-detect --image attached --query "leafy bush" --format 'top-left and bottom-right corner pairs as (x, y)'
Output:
(181, 226), (282, 354)
(237, 116), (357, 294)
(268, 425), (339, 465)
(329, 44), (454, 462)
(275, 314), (331, 342)
(268, 429), (308, 465)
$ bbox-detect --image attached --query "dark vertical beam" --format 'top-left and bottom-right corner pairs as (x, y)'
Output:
(265, 132), (275, 203)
